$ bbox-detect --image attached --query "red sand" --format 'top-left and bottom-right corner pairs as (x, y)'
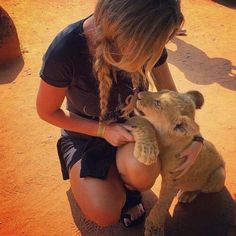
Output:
(0, 0), (235, 235)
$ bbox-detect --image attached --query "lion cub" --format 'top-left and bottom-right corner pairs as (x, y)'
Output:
(126, 90), (225, 236)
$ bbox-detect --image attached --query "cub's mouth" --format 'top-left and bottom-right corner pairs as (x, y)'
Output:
(134, 107), (145, 116)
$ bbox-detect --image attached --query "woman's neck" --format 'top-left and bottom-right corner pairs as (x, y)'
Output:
(83, 15), (96, 56)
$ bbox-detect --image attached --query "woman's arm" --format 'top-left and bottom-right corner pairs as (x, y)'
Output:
(152, 62), (177, 91)
(36, 79), (100, 136)
(36, 79), (133, 146)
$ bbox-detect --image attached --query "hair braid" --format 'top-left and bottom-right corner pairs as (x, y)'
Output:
(94, 40), (113, 121)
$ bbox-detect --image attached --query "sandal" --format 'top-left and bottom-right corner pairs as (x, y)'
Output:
(120, 189), (146, 228)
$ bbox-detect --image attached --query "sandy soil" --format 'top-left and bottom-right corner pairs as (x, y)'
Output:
(0, 0), (236, 236)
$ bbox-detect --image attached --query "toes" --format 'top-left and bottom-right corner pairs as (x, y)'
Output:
(130, 203), (145, 220)
(138, 203), (145, 214)
(124, 217), (131, 227)
(136, 203), (145, 219)
(124, 203), (145, 222)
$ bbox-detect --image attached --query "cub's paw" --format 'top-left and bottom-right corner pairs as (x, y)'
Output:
(177, 190), (200, 203)
(145, 220), (164, 236)
(134, 142), (159, 165)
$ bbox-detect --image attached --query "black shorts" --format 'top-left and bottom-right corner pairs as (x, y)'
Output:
(57, 135), (117, 180)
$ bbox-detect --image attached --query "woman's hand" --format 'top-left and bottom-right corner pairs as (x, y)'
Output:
(171, 141), (203, 180)
(103, 123), (135, 147)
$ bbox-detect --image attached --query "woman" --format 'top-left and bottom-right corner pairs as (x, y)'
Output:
(37, 0), (203, 228)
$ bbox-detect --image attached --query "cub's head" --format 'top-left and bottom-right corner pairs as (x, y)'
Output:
(135, 90), (204, 137)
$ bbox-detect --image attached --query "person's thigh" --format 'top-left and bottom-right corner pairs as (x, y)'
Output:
(116, 143), (161, 191)
(69, 160), (126, 226)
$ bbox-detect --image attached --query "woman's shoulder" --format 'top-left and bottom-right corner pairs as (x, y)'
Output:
(43, 18), (89, 62)
(39, 17), (91, 87)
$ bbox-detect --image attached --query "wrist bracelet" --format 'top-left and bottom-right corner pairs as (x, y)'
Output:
(97, 121), (106, 138)
(192, 135), (204, 144)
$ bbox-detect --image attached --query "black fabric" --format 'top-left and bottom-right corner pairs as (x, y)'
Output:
(57, 135), (117, 180)
(57, 138), (70, 180)
(40, 15), (168, 180)
(123, 190), (143, 211)
(57, 136), (90, 180)
(155, 47), (168, 67)
(80, 138), (116, 179)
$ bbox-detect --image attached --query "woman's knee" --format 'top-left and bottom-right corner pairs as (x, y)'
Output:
(125, 163), (160, 191)
(116, 143), (161, 191)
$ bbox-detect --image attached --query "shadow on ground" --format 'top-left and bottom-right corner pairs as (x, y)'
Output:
(66, 189), (161, 236)
(213, 0), (236, 9)
(0, 55), (24, 84)
(67, 187), (235, 236)
(170, 187), (236, 236)
(168, 37), (236, 90)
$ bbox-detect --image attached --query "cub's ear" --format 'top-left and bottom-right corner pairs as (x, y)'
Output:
(186, 90), (204, 109)
(173, 115), (200, 136)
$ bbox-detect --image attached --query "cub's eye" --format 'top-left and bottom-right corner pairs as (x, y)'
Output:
(154, 100), (161, 107)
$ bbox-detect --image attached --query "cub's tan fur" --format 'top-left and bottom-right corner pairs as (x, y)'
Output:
(125, 90), (225, 236)
(125, 116), (159, 165)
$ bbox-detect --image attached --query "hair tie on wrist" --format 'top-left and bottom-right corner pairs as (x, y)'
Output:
(192, 135), (204, 144)
(97, 121), (106, 138)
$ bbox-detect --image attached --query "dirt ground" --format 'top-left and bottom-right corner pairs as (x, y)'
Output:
(0, 0), (236, 236)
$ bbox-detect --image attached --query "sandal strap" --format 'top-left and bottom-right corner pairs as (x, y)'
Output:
(122, 189), (142, 212)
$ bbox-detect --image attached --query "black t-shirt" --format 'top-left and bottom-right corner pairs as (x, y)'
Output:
(39, 17), (168, 134)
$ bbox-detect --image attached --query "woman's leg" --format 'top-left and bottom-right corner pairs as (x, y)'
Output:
(116, 142), (161, 191)
(69, 160), (125, 227)
(116, 142), (160, 226)
(69, 142), (159, 227)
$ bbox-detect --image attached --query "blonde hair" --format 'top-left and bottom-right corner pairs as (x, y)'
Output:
(93, 0), (184, 120)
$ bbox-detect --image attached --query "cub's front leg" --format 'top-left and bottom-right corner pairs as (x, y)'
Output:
(125, 116), (159, 165)
(145, 180), (178, 236)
